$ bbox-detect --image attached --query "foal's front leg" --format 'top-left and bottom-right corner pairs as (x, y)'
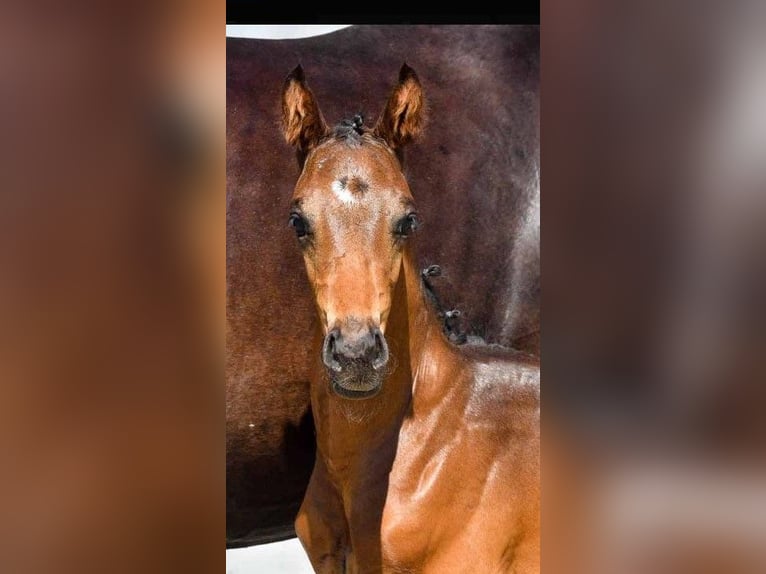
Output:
(295, 460), (349, 573)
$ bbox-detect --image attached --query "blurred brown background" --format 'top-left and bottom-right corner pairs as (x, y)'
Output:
(543, 0), (766, 572)
(0, 2), (223, 572)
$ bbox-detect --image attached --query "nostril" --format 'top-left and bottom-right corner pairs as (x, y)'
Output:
(371, 329), (389, 371)
(322, 329), (342, 372)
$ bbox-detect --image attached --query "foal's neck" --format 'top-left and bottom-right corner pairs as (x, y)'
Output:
(400, 249), (457, 414)
(313, 248), (450, 470)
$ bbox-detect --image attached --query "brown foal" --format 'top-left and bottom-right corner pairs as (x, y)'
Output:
(281, 64), (540, 573)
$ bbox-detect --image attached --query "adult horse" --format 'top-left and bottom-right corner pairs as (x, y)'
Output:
(227, 25), (539, 546)
(284, 64), (540, 572)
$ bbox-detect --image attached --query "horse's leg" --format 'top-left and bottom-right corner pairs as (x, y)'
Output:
(295, 458), (348, 573)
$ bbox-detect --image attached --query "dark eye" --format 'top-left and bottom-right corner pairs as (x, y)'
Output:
(288, 212), (309, 238)
(395, 213), (419, 238)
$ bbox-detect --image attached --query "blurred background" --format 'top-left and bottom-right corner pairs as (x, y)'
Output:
(543, 0), (766, 571)
(1, 3), (765, 573)
(0, 2), (224, 572)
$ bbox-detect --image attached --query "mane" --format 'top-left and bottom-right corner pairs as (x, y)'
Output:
(329, 114), (372, 147)
(326, 113), (405, 164)
(420, 265), (467, 344)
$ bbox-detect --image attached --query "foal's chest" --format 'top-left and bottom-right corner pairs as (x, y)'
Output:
(379, 419), (516, 573)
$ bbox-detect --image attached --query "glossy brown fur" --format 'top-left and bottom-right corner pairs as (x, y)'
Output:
(226, 26), (539, 546)
(285, 66), (540, 573)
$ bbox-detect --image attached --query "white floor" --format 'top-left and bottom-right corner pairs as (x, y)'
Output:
(226, 538), (313, 573)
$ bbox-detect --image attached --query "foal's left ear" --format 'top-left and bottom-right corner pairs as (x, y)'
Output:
(374, 64), (426, 149)
(282, 65), (328, 154)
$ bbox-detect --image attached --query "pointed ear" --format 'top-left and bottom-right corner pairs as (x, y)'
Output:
(281, 65), (328, 153)
(374, 64), (426, 149)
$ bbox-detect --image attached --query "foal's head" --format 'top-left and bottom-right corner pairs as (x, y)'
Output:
(281, 64), (426, 399)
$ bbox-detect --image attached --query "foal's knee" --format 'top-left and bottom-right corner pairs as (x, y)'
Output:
(295, 502), (347, 573)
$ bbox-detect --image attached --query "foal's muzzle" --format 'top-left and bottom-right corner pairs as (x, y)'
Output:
(321, 325), (389, 372)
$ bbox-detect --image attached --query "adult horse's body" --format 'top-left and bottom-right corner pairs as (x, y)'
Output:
(283, 65), (540, 572)
(226, 26), (539, 546)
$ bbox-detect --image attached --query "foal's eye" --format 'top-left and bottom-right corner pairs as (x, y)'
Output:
(288, 212), (309, 238)
(395, 213), (419, 238)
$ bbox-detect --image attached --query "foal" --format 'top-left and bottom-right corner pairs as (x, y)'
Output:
(282, 65), (540, 573)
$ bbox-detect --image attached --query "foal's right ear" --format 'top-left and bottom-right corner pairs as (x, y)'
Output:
(281, 65), (328, 154)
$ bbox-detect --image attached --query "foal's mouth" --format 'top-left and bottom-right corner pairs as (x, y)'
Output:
(328, 358), (384, 400)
